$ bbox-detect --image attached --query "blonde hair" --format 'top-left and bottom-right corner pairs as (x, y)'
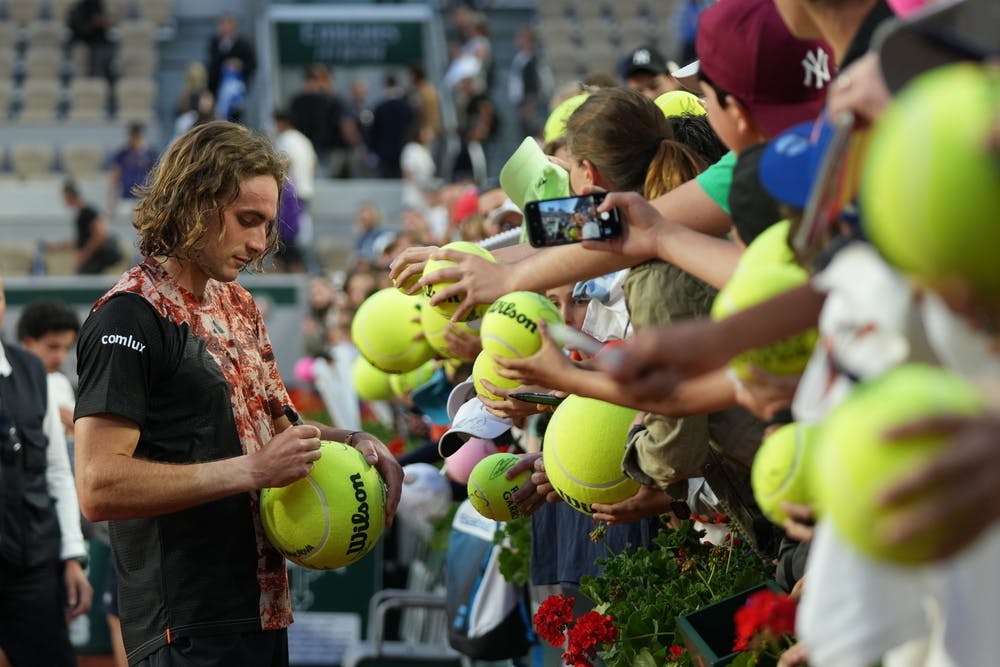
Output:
(133, 121), (287, 272)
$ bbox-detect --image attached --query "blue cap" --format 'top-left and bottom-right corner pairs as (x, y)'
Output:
(410, 368), (454, 426)
(758, 116), (835, 210)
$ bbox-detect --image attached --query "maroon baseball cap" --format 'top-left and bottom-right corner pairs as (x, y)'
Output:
(696, 0), (835, 138)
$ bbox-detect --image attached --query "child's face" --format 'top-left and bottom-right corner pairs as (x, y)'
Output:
(22, 330), (77, 373)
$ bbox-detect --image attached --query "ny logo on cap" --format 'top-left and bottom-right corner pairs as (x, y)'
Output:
(802, 48), (832, 90)
(632, 49), (652, 66)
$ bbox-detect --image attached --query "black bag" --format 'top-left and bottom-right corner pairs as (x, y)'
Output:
(445, 500), (535, 660)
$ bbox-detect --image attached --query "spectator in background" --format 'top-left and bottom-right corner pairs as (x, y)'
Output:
(352, 202), (394, 265)
(0, 275), (92, 667)
(175, 61), (210, 120)
(450, 61), (497, 184)
(508, 25), (552, 139)
(67, 0), (114, 82)
(206, 14), (257, 115)
(408, 63), (442, 149)
(106, 121), (158, 225)
(371, 74), (416, 179)
(54, 180), (123, 275)
(622, 45), (681, 100)
(16, 299), (80, 444)
(290, 64), (350, 178)
(173, 89), (217, 139)
(345, 78), (375, 178)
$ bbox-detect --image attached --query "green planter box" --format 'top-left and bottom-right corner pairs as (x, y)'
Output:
(676, 582), (783, 667)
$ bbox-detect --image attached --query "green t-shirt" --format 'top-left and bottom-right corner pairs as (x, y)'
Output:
(695, 150), (737, 215)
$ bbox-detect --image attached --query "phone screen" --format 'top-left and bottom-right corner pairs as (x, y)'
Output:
(524, 192), (622, 248)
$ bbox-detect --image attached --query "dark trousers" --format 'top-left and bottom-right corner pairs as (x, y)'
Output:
(0, 559), (76, 667)
(136, 629), (289, 667)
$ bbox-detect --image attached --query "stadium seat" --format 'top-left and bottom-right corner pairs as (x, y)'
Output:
(66, 76), (109, 123)
(22, 47), (64, 79)
(116, 45), (156, 78)
(10, 142), (55, 178)
(25, 19), (67, 50)
(61, 141), (108, 178)
(17, 77), (61, 123)
(115, 19), (155, 50)
(5, 0), (41, 25)
(114, 75), (155, 122)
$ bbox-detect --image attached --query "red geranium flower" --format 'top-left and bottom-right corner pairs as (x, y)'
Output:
(533, 594), (576, 647)
(669, 644), (685, 658)
(561, 611), (617, 667)
(733, 590), (798, 652)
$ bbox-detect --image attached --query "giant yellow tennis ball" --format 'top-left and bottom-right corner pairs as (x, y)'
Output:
(351, 288), (434, 373)
(351, 356), (394, 401)
(423, 241), (497, 321)
(862, 64), (1000, 294)
(736, 220), (795, 272)
(471, 349), (518, 401)
(420, 301), (479, 360)
(480, 291), (563, 360)
(711, 263), (818, 380)
(751, 422), (819, 526)
(814, 364), (986, 564)
(261, 441), (387, 570)
(388, 360), (437, 398)
(467, 452), (531, 521)
(542, 395), (640, 514)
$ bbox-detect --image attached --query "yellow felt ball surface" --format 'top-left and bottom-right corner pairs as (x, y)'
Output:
(420, 301), (479, 360)
(351, 356), (394, 401)
(467, 452), (531, 521)
(862, 64), (1000, 294)
(735, 220), (795, 272)
(711, 263), (818, 379)
(480, 291), (563, 360)
(471, 349), (518, 401)
(751, 422), (819, 526)
(422, 241), (496, 321)
(261, 441), (387, 570)
(388, 360), (437, 398)
(813, 364), (985, 564)
(351, 288), (434, 373)
(542, 395), (639, 514)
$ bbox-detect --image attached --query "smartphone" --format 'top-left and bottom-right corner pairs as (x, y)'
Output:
(509, 392), (566, 406)
(524, 192), (622, 248)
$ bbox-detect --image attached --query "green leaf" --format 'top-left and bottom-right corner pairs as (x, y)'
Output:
(632, 648), (658, 667)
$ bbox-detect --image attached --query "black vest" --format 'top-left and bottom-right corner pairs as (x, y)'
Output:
(0, 342), (62, 568)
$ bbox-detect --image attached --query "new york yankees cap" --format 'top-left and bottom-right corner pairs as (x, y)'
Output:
(696, 0), (836, 138)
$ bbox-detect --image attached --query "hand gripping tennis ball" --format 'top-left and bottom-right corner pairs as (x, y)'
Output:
(467, 452), (531, 521)
(751, 422), (820, 525)
(351, 288), (434, 373)
(471, 349), (518, 401)
(711, 263), (818, 380)
(735, 220), (796, 272)
(862, 64), (1000, 295)
(542, 395), (640, 514)
(420, 301), (479, 360)
(261, 441), (387, 570)
(480, 291), (563, 361)
(388, 360), (437, 398)
(422, 241), (497, 321)
(813, 364), (986, 564)
(351, 356), (394, 401)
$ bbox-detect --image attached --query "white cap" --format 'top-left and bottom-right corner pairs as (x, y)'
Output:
(438, 397), (512, 457)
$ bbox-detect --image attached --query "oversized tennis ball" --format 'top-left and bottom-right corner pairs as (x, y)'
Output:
(736, 220), (795, 272)
(711, 263), (818, 379)
(467, 452), (531, 521)
(862, 64), (1000, 294)
(351, 288), (434, 373)
(388, 360), (437, 398)
(422, 241), (497, 321)
(471, 349), (518, 401)
(542, 395), (640, 514)
(813, 364), (986, 564)
(480, 291), (563, 360)
(751, 422), (819, 525)
(420, 301), (479, 360)
(261, 441), (387, 570)
(351, 356), (394, 401)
